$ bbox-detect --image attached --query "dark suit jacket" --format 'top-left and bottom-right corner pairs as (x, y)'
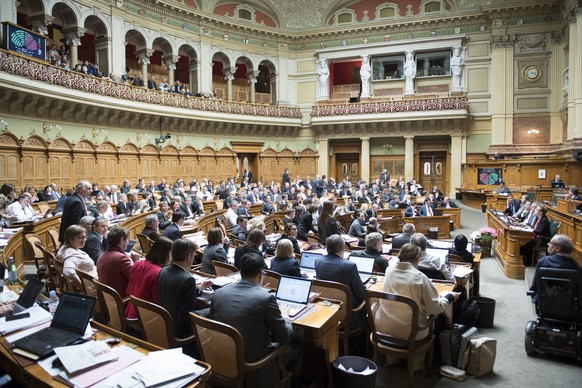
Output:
(404, 205), (415, 217)
(533, 215), (551, 241)
(276, 235), (301, 255)
(350, 248), (389, 272)
(392, 233), (412, 249)
(38, 191), (51, 202)
(313, 179), (324, 197)
(270, 257), (301, 278)
(59, 193), (86, 243)
(234, 246), (263, 269)
(163, 223), (182, 241)
(200, 243), (230, 275)
(231, 224), (247, 241)
(158, 264), (202, 339)
(419, 204), (435, 217)
(440, 200), (458, 208)
(140, 226), (160, 241)
(209, 279), (293, 387)
(117, 201), (128, 216)
(504, 201), (521, 216)
(314, 253), (366, 328)
(297, 213), (315, 240)
(261, 202), (275, 215)
(157, 211), (171, 230)
(529, 254), (582, 303)
(317, 218), (340, 245)
(82, 230), (107, 263)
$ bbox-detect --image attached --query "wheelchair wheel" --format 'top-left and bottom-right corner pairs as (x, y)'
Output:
(524, 332), (536, 356)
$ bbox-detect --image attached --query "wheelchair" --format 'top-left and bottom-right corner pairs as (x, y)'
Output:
(525, 268), (582, 360)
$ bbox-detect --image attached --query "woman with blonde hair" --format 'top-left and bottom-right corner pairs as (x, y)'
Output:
(58, 224), (98, 291)
(270, 239), (301, 277)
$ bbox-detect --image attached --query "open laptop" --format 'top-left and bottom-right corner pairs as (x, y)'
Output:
(124, 239), (138, 253)
(10, 277), (45, 314)
(13, 292), (96, 358)
(551, 182), (565, 189)
(426, 248), (450, 267)
(275, 276), (312, 317)
(299, 251), (321, 278)
(348, 254), (376, 283)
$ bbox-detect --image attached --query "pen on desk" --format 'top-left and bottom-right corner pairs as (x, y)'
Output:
(263, 282), (270, 288)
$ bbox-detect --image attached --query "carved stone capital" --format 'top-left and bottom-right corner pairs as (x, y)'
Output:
(137, 49), (155, 65)
(223, 67), (236, 81)
(247, 70), (259, 84)
(564, 0), (582, 24)
(163, 55), (180, 69)
(490, 34), (516, 49)
(26, 14), (55, 36)
(515, 33), (550, 54)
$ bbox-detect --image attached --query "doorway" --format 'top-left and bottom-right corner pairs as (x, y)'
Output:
(418, 151), (447, 193)
(336, 154), (360, 182)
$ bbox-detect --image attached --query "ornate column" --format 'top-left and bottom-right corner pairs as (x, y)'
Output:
(360, 137), (370, 183)
(63, 27), (87, 67)
(25, 13), (55, 36)
(570, 4), (582, 139)
(137, 49), (154, 87)
(248, 70), (259, 104)
(404, 136), (414, 180)
(163, 55), (180, 86)
(317, 139), (329, 177)
(189, 60), (200, 94)
(223, 67), (236, 102)
(94, 35), (111, 76)
(269, 73), (278, 105)
(0, 1), (19, 42)
(550, 31), (566, 144)
(450, 135), (463, 197)
(490, 35), (516, 145)
(317, 59), (330, 102)
(110, 15), (125, 77)
(461, 135), (468, 164)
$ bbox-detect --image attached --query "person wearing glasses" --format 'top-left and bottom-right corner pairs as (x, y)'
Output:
(58, 224), (98, 291)
(276, 223), (301, 255)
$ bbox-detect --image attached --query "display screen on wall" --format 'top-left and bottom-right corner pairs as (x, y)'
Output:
(478, 168), (503, 185)
(2, 23), (46, 61)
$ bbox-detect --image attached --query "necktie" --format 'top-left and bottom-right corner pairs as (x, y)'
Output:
(427, 206), (433, 216)
(532, 219), (539, 239)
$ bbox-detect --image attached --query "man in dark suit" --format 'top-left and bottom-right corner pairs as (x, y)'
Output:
(82, 217), (108, 263)
(140, 214), (161, 241)
(504, 196), (521, 216)
(529, 234), (582, 303)
(242, 168), (252, 183)
(158, 239), (212, 355)
(157, 201), (171, 230)
(261, 196), (276, 215)
(350, 232), (389, 272)
(231, 216), (248, 241)
(419, 198), (435, 216)
(439, 197), (458, 208)
(163, 212), (184, 241)
(313, 175), (324, 198)
(282, 168), (290, 186)
(237, 200), (251, 218)
(147, 76), (157, 90)
(59, 180), (91, 243)
(379, 169), (390, 185)
(209, 253), (301, 388)
(315, 235), (366, 329)
(391, 223), (416, 249)
(521, 204), (552, 266)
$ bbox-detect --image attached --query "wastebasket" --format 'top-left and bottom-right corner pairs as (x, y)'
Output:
(472, 296), (496, 328)
(332, 356), (377, 388)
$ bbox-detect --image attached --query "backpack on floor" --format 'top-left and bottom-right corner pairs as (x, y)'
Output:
(454, 298), (480, 327)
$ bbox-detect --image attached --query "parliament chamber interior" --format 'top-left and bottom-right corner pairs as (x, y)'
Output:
(0, 0), (581, 387)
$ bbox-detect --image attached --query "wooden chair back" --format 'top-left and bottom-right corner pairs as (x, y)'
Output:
(131, 295), (176, 348)
(262, 270), (281, 290)
(189, 313), (291, 388)
(34, 241), (56, 292)
(94, 279), (129, 332)
(213, 261), (238, 277)
(23, 234), (46, 280)
(447, 253), (465, 265)
(137, 233), (154, 255)
(47, 227), (61, 253)
(75, 269), (105, 322)
(51, 256), (68, 294)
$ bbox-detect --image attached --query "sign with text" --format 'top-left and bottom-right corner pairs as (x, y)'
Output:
(478, 168), (502, 185)
(2, 23), (46, 61)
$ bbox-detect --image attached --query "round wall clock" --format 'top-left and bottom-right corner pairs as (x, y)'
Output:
(524, 65), (541, 82)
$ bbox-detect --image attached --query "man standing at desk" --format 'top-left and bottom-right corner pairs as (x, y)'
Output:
(550, 174), (565, 188)
(209, 253), (302, 388)
(59, 180), (92, 243)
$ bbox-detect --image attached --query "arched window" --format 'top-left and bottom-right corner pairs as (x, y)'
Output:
(421, 0), (444, 14)
(332, 9), (357, 26)
(375, 3), (400, 20)
(234, 4), (257, 23)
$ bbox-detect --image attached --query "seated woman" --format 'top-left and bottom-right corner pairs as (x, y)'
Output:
(297, 204), (317, 241)
(520, 204), (551, 266)
(276, 223), (301, 255)
(97, 225), (139, 298)
(317, 201), (340, 245)
(270, 239), (301, 278)
(125, 236), (172, 319)
(381, 243), (458, 369)
(58, 225), (98, 291)
(234, 229), (265, 269)
(200, 227), (231, 275)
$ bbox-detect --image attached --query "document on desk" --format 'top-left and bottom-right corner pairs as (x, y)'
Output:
(54, 340), (118, 375)
(451, 266), (473, 278)
(0, 289), (20, 304)
(0, 306), (52, 335)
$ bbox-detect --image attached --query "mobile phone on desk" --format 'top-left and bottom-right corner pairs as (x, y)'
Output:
(6, 312), (30, 321)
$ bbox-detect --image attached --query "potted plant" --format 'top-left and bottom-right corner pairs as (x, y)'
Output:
(470, 227), (498, 257)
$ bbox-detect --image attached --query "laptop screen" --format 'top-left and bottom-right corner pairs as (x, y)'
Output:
(300, 252), (321, 269)
(276, 276), (312, 304)
(426, 248), (449, 267)
(51, 292), (96, 334)
(16, 277), (44, 308)
(348, 255), (375, 274)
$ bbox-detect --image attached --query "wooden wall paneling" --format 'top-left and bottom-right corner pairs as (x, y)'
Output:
(47, 137), (73, 189)
(259, 148), (278, 183)
(21, 135), (48, 189)
(74, 140), (97, 186)
(0, 131), (20, 186)
(141, 144), (161, 183)
(160, 145), (181, 183)
(96, 141), (119, 187)
(216, 147), (236, 182)
(198, 147), (216, 182)
(278, 148), (296, 184)
(179, 146), (198, 181)
(298, 148), (318, 178)
(119, 143), (140, 184)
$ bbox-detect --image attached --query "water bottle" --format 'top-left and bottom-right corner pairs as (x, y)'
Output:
(6, 257), (17, 285)
(48, 290), (60, 314)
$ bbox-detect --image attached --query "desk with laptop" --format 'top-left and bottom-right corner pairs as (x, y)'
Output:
(0, 284), (211, 387)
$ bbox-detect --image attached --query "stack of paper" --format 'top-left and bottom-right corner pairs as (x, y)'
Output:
(54, 341), (118, 375)
(0, 306), (51, 335)
(135, 349), (205, 386)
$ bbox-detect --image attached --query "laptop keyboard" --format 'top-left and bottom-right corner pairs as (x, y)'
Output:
(12, 304), (26, 314)
(277, 301), (305, 317)
(27, 328), (77, 346)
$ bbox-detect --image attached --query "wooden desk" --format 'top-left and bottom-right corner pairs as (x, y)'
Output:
(368, 276), (454, 294)
(403, 216), (450, 239)
(378, 217), (402, 234)
(440, 207), (461, 229)
(1, 321), (211, 387)
(487, 209), (531, 279)
(456, 189), (489, 210)
(292, 302), (340, 388)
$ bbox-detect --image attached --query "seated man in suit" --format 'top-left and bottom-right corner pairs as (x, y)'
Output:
(550, 173), (565, 188)
(158, 239), (212, 356)
(392, 223), (416, 249)
(418, 198), (435, 217)
(315, 235), (366, 331)
(82, 217), (108, 263)
(350, 232), (389, 272)
(163, 212), (184, 241)
(439, 197), (458, 208)
(529, 234), (582, 303)
(140, 214), (161, 241)
(261, 196), (276, 215)
(157, 201), (171, 230)
(497, 181), (511, 194)
(504, 195), (521, 216)
(231, 216), (248, 241)
(348, 211), (366, 239)
(209, 253), (302, 388)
